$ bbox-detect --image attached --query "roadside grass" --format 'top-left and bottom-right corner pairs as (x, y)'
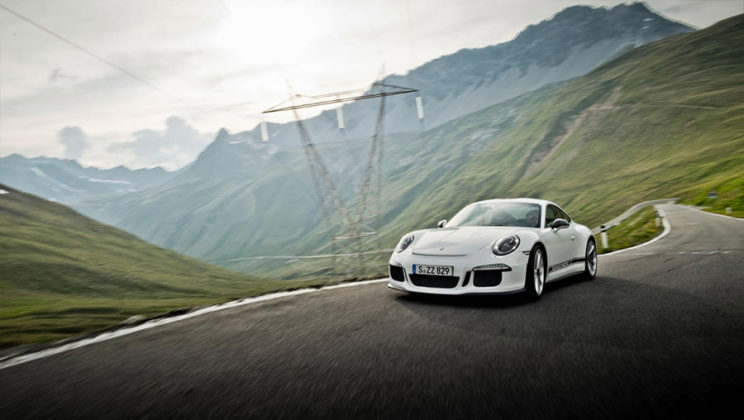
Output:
(0, 185), (372, 350)
(0, 277), (358, 351)
(597, 206), (664, 254)
(679, 175), (744, 218)
(704, 208), (744, 218)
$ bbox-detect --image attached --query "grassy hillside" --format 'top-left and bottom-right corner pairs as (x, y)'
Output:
(682, 176), (744, 217)
(244, 14), (744, 278)
(379, 16), (742, 236)
(0, 185), (345, 349)
(383, 14), (742, 233)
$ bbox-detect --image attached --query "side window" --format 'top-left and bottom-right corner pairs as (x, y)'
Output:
(545, 205), (557, 227)
(563, 211), (571, 223)
(559, 207), (572, 223)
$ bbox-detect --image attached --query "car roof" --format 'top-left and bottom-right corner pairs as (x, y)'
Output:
(471, 198), (554, 206)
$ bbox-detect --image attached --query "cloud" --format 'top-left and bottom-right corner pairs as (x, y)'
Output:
(112, 116), (213, 169)
(58, 126), (89, 159)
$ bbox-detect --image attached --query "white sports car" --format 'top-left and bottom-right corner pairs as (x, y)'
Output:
(387, 198), (597, 299)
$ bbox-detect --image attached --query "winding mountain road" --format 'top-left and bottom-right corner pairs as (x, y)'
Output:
(1, 204), (743, 419)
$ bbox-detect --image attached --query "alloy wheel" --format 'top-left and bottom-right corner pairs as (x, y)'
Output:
(587, 241), (597, 276)
(534, 248), (545, 295)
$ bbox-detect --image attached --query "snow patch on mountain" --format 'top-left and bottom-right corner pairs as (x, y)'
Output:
(30, 167), (82, 192)
(78, 176), (132, 185)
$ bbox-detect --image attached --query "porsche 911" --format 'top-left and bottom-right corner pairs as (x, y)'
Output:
(387, 199), (597, 299)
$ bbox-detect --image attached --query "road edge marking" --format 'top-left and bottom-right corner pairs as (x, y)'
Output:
(600, 206), (671, 257)
(0, 279), (387, 371)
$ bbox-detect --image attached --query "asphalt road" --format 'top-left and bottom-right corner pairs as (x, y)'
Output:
(1, 204), (743, 419)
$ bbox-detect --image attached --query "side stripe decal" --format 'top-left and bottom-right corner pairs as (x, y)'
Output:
(548, 257), (586, 272)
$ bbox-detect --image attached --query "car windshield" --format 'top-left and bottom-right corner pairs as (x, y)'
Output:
(447, 202), (541, 228)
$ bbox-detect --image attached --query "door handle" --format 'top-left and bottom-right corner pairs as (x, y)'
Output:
(570, 236), (576, 241)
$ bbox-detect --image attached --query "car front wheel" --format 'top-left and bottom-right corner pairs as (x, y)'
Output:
(582, 239), (598, 281)
(525, 245), (546, 300)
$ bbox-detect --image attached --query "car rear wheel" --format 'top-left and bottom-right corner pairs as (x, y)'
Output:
(525, 245), (546, 300)
(582, 239), (598, 281)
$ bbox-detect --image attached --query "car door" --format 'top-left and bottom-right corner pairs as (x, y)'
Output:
(542, 204), (574, 275)
(556, 206), (582, 263)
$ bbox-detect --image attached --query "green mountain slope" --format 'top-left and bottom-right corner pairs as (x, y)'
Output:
(240, 13), (744, 277)
(372, 14), (743, 244)
(0, 185), (339, 349)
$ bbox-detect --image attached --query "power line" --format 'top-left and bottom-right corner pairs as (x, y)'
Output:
(0, 2), (217, 121)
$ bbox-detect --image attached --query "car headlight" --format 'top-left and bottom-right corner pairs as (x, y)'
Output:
(492, 234), (520, 256)
(395, 234), (415, 253)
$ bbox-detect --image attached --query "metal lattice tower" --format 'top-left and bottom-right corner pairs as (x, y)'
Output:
(263, 82), (418, 266)
(290, 103), (351, 228)
(353, 90), (386, 256)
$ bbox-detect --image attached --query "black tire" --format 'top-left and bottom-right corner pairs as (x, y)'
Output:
(582, 238), (598, 281)
(525, 245), (547, 300)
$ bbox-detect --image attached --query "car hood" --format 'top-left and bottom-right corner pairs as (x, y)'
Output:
(412, 226), (523, 256)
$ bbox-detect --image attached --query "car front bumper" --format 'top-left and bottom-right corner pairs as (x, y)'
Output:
(387, 253), (529, 295)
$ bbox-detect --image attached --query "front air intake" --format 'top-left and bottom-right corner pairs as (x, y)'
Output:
(409, 274), (459, 288)
(473, 270), (503, 287)
(389, 265), (405, 282)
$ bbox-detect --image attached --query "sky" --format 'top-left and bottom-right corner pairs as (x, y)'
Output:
(0, 0), (741, 170)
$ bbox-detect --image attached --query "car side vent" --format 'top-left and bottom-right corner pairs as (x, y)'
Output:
(462, 271), (471, 287)
(389, 265), (405, 282)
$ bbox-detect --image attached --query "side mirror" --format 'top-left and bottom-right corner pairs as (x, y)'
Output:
(437, 219), (447, 228)
(551, 218), (569, 230)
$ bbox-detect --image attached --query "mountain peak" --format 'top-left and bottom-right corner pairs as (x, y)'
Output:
(551, 4), (599, 20)
(612, 2), (652, 12)
(506, 1), (692, 66)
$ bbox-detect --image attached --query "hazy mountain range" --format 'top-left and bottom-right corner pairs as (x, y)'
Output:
(0, 154), (174, 204)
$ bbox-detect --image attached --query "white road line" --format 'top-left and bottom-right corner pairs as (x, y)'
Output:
(0, 279), (387, 371)
(612, 250), (740, 256)
(600, 206), (671, 258)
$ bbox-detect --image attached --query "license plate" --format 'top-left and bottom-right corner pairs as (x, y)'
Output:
(412, 264), (453, 276)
